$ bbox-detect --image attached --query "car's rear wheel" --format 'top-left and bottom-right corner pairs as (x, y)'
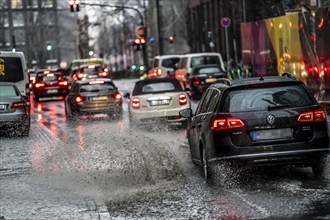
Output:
(312, 159), (326, 178)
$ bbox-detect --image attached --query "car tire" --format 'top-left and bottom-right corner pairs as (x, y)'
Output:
(19, 118), (30, 137)
(202, 146), (213, 183)
(312, 161), (326, 178)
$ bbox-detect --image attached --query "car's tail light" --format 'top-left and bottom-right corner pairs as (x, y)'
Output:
(297, 110), (326, 122)
(157, 68), (162, 76)
(212, 118), (245, 130)
(35, 83), (45, 88)
(11, 101), (27, 109)
(179, 94), (187, 105)
(77, 73), (84, 79)
(59, 81), (68, 86)
(98, 72), (108, 77)
(112, 92), (122, 102)
(132, 98), (140, 109)
(193, 77), (200, 85)
(75, 96), (85, 103)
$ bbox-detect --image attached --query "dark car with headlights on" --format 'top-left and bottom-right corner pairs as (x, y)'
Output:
(180, 74), (329, 182)
(0, 83), (30, 136)
(186, 64), (226, 100)
(33, 69), (69, 102)
(64, 79), (122, 119)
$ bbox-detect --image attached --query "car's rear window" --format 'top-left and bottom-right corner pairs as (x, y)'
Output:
(81, 66), (103, 74)
(0, 57), (24, 82)
(222, 85), (316, 113)
(133, 79), (183, 96)
(190, 56), (220, 68)
(161, 58), (180, 68)
(195, 67), (221, 75)
(36, 73), (61, 82)
(0, 85), (19, 97)
(79, 83), (115, 93)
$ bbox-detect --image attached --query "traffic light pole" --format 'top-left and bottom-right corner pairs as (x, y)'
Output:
(79, 3), (148, 69)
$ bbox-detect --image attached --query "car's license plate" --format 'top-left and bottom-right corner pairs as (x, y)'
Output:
(251, 128), (293, 141)
(46, 89), (58, 94)
(0, 104), (6, 110)
(90, 96), (108, 101)
(205, 78), (216, 83)
(150, 99), (170, 106)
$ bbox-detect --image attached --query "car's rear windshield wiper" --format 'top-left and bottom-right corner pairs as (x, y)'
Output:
(267, 104), (297, 110)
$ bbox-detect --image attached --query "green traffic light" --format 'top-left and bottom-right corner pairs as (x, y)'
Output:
(47, 44), (52, 51)
(131, 65), (137, 70)
(139, 65), (145, 71)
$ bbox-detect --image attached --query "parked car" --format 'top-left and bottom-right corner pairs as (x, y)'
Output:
(175, 52), (225, 88)
(0, 83), (30, 136)
(64, 78), (122, 119)
(180, 73), (330, 182)
(147, 55), (181, 78)
(186, 64), (226, 100)
(33, 69), (69, 102)
(126, 78), (190, 127)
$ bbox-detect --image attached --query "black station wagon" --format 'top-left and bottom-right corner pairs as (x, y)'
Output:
(180, 73), (330, 182)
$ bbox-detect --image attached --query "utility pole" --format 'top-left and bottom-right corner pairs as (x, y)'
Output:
(156, 0), (163, 55)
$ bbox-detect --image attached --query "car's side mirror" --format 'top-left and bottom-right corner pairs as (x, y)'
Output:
(123, 92), (130, 99)
(179, 108), (193, 118)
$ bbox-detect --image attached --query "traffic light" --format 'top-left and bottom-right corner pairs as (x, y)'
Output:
(69, 0), (80, 12)
(168, 35), (174, 43)
(46, 43), (52, 51)
(133, 38), (146, 51)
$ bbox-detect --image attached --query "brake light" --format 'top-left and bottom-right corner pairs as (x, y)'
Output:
(157, 68), (162, 76)
(212, 118), (245, 130)
(112, 92), (122, 102)
(193, 77), (200, 85)
(75, 96), (85, 103)
(88, 65), (96, 68)
(11, 101), (27, 109)
(78, 73), (84, 79)
(98, 72), (108, 77)
(132, 98), (140, 109)
(47, 73), (54, 77)
(35, 83), (45, 88)
(59, 81), (68, 86)
(297, 110), (326, 122)
(179, 94), (187, 105)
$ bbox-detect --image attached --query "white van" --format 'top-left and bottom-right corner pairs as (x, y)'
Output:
(0, 51), (30, 97)
(175, 52), (225, 86)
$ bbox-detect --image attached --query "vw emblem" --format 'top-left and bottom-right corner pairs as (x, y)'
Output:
(266, 115), (275, 125)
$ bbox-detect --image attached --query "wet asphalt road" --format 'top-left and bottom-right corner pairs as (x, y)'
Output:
(0, 79), (329, 219)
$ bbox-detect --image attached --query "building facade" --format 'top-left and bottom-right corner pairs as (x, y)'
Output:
(0, 0), (61, 68)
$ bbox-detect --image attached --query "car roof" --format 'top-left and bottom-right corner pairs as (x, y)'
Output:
(79, 63), (103, 68)
(210, 75), (302, 89)
(153, 54), (183, 59)
(181, 52), (222, 58)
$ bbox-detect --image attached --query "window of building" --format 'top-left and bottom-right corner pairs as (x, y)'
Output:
(13, 29), (25, 45)
(0, 12), (10, 27)
(11, 0), (23, 8)
(27, 0), (38, 8)
(0, 29), (10, 47)
(0, 1), (9, 8)
(42, 0), (53, 8)
(12, 12), (24, 27)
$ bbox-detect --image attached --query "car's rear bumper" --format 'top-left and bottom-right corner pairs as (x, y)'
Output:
(130, 105), (189, 124)
(0, 113), (28, 128)
(71, 102), (122, 115)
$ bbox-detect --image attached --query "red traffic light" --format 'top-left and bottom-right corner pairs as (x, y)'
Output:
(168, 35), (174, 43)
(134, 38), (141, 44)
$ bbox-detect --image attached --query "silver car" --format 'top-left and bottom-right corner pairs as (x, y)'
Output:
(0, 83), (30, 136)
(126, 78), (191, 127)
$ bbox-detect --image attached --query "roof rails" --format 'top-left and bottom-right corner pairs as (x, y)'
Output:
(281, 72), (297, 80)
(215, 78), (231, 86)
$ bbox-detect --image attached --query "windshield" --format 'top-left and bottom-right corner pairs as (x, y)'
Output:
(80, 83), (116, 93)
(190, 56), (220, 68)
(222, 85), (316, 113)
